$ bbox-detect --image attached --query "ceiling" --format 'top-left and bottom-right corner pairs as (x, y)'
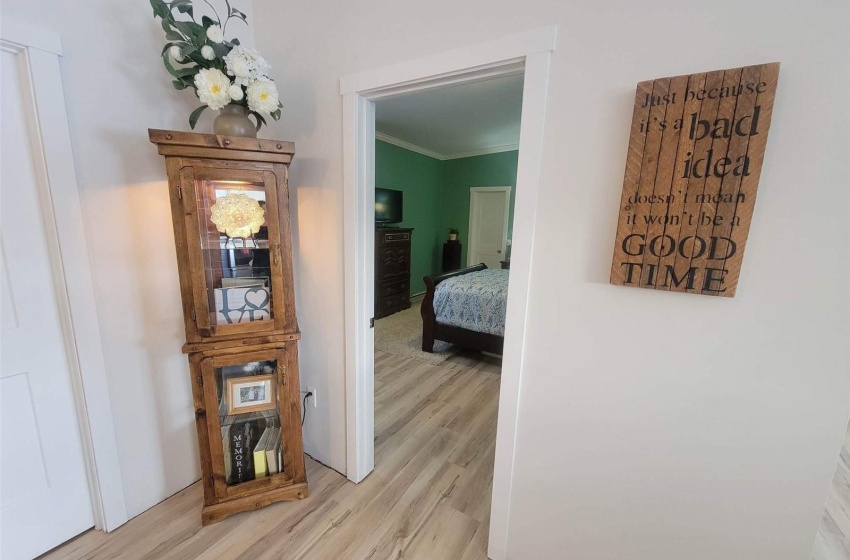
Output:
(375, 73), (524, 160)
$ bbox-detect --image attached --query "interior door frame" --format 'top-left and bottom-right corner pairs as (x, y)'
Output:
(467, 186), (512, 267)
(0, 19), (128, 531)
(340, 26), (556, 560)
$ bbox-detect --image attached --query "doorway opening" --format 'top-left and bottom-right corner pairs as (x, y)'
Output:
(468, 186), (512, 268)
(341, 26), (555, 560)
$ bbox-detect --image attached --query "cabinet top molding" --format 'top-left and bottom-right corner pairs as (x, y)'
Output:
(148, 129), (295, 163)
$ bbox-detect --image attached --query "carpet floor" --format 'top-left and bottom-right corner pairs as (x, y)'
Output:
(374, 297), (458, 365)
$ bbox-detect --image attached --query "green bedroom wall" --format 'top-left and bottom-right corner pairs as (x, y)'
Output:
(375, 140), (443, 295)
(440, 151), (519, 266)
(375, 139), (519, 295)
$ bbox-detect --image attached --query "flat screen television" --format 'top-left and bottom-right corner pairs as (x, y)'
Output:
(375, 188), (403, 224)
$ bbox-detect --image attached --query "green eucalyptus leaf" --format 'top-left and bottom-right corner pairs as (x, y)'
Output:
(173, 20), (205, 42)
(250, 112), (265, 132)
(160, 41), (179, 57)
(176, 4), (194, 19)
(270, 108), (281, 120)
(230, 8), (247, 20)
(170, 0), (194, 17)
(211, 42), (230, 58)
(185, 50), (209, 67)
(172, 79), (187, 90)
(161, 53), (181, 78)
(161, 18), (184, 41)
(175, 66), (200, 78)
(228, 37), (241, 46)
(189, 105), (208, 130)
(150, 0), (170, 19)
(202, 15), (216, 27)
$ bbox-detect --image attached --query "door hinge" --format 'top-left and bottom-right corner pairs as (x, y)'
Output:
(370, 317), (375, 328)
(191, 307), (196, 322)
(176, 185), (183, 199)
(197, 372), (203, 387)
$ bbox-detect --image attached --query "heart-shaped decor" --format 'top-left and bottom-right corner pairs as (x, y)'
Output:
(243, 286), (270, 310)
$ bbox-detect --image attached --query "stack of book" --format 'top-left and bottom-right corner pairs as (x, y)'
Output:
(220, 410), (284, 485)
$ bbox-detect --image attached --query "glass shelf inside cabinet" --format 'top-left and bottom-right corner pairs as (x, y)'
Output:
(216, 360), (283, 487)
(195, 179), (273, 328)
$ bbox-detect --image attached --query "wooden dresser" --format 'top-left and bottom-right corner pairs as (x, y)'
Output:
(375, 227), (413, 319)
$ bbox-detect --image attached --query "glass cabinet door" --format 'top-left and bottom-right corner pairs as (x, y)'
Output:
(201, 349), (295, 498)
(180, 167), (286, 337)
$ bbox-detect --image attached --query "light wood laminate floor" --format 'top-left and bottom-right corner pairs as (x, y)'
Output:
(43, 349), (501, 560)
(811, 420), (850, 560)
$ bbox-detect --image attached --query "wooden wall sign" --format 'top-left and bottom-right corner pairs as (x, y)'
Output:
(610, 62), (780, 297)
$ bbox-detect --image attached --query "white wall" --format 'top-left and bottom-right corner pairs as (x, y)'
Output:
(252, 0), (849, 558)
(0, 0), (254, 518)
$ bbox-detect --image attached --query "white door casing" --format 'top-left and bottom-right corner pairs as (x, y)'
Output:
(468, 187), (511, 268)
(0, 43), (95, 560)
(0, 18), (128, 546)
(341, 26), (556, 560)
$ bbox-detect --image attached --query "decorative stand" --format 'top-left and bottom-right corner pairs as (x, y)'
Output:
(442, 240), (462, 272)
(149, 129), (307, 525)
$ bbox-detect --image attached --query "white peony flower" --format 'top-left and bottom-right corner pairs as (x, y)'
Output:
(228, 84), (244, 101)
(201, 45), (215, 60)
(229, 57), (251, 80)
(247, 79), (279, 114)
(223, 46), (271, 86)
(169, 45), (183, 60)
(206, 25), (224, 44)
(194, 68), (232, 110)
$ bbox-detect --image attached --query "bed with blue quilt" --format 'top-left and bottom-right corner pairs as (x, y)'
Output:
(421, 264), (508, 355)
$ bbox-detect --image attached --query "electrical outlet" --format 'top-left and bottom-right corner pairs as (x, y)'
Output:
(307, 387), (317, 408)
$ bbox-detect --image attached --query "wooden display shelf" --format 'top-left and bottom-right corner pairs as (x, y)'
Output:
(151, 129), (307, 524)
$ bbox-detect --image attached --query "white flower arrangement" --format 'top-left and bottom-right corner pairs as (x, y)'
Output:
(152, 0), (283, 130)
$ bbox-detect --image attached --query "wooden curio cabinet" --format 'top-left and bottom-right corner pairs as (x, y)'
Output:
(149, 129), (307, 524)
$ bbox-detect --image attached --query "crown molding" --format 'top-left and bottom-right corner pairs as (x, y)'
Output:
(375, 132), (445, 160)
(375, 132), (519, 161)
(442, 144), (520, 160)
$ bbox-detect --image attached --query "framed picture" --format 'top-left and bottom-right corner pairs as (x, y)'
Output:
(225, 374), (276, 415)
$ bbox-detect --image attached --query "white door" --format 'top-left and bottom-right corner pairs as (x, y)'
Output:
(1, 44), (94, 560)
(467, 187), (511, 269)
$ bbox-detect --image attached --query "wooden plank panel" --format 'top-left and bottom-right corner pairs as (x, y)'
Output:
(282, 343), (307, 484)
(149, 128), (295, 155)
(654, 73), (705, 288)
(610, 62), (780, 296)
(722, 62), (781, 294)
(165, 157), (200, 342)
(687, 68), (741, 287)
(609, 79), (657, 284)
(157, 144), (292, 164)
(274, 163), (299, 330)
(639, 74), (689, 288)
(179, 166), (214, 332)
(666, 69), (724, 291)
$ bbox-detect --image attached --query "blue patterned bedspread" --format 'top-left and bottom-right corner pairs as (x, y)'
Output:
(433, 269), (509, 336)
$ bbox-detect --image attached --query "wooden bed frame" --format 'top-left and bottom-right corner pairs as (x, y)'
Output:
(421, 263), (504, 355)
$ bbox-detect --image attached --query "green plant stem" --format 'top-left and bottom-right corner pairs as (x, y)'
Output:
(201, 0), (221, 24)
